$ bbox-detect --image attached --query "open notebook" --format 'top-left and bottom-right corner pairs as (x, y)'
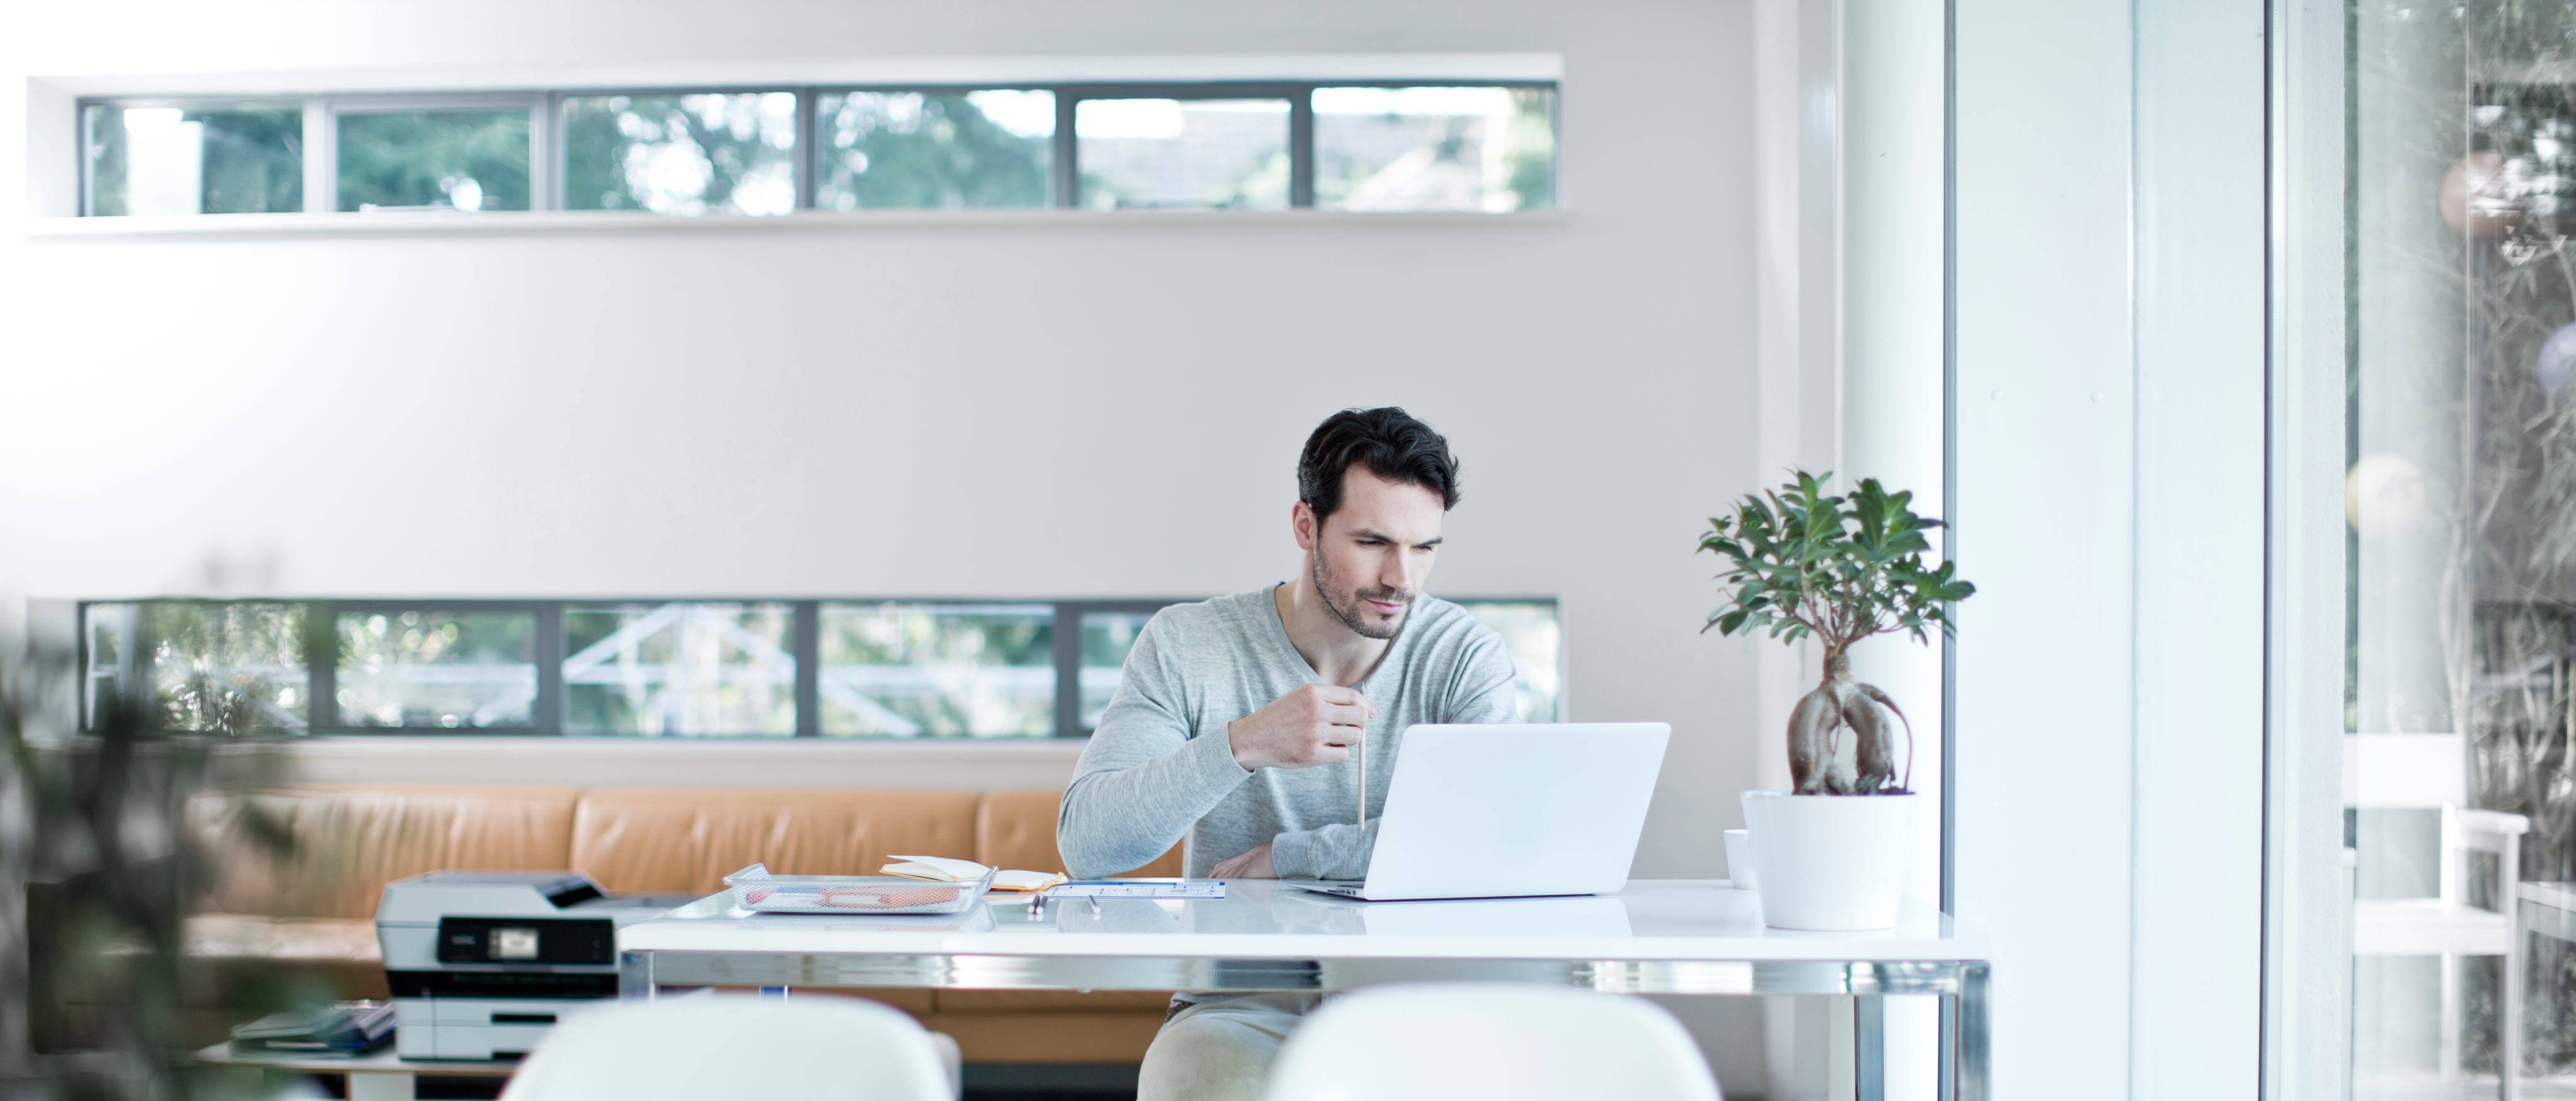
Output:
(882, 854), (1068, 893)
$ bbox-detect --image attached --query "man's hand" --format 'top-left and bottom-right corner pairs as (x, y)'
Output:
(1228, 684), (1376, 771)
(1210, 842), (1275, 879)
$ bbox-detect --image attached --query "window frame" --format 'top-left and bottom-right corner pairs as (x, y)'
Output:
(76, 79), (1560, 217)
(79, 595), (1563, 739)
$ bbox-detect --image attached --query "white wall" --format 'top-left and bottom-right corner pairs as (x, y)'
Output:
(1, 0), (1773, 1090)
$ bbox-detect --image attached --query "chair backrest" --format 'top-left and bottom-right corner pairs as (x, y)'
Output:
(2343, 734), (2529, 909)
(1260, 983), (1723, 1101)
(195, 786), (582, 919)
(2345, 734), (2466, 809)
(498, 996), (952, 1101)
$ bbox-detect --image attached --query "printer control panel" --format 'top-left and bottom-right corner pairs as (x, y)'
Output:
(435, 918), (616, 966)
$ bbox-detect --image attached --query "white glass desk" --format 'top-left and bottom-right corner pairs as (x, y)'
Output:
(618, 879), (1988, 1100)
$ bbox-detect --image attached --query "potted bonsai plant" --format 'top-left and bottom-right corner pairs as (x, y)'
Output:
(1699, 471), (1974, 930)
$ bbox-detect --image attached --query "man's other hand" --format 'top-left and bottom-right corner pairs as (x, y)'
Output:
(1228, 684), (1376, 771)
(1211, 843), (1275, 879)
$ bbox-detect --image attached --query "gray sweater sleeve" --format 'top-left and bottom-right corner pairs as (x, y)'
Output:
(1263, 631), (1523, 879)
(1057, 619), (1253, 877)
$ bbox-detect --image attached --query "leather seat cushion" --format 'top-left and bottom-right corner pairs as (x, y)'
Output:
(922, 1010), (1167, 1064)
(570, 789), (981, 894)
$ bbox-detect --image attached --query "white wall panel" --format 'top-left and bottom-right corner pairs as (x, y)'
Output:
(1952, 0), (2138, 1093)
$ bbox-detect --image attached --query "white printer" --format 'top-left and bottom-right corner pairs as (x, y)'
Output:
(376, 871), (691, 1060)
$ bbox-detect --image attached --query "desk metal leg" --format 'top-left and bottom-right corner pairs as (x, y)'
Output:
(620, 950), (654, 1001)
(1955, 962), (1990, 1101)
(347, 1071), (415, 1101)
(1857, 996), (1884, 1101)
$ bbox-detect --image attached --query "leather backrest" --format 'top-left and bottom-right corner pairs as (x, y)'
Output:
(570, 790), (982, 894)
(977, 789), (1183, 878)
(198, 786), (582, 919)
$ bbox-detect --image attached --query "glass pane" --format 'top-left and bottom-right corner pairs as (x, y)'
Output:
(86, 601), (309, 732)
(563, 602), (795, 735)
(1313, 87), (1555, 212)
(1455, 601), (1561, 722)
(2349, 5), (2576, 1090)
(335, 609), (535, 728)
(1079, 609), (1163, 731)
(336, 110), (531, 212)
(1076, 98), (1289, 210)
(815, 89), (1054, 210)
(819, 603), (1054, 737)
(84, 103), (304, 216)
(563, 93), (798, 216)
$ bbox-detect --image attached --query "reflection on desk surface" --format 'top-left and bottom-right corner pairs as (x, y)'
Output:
(631, 880), (1955, 944)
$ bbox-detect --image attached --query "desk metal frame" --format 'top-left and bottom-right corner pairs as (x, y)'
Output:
(619, 949), (1991, 1100)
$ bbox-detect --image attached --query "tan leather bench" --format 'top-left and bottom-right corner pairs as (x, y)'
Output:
(190, 785), (1181, 1064)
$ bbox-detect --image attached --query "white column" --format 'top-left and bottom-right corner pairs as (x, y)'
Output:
(1837, 3), (1947, 1098)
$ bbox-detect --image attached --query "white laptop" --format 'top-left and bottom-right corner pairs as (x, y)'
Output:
(1283, 722), (1670, 901)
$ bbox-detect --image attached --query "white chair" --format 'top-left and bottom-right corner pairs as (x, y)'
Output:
(497, 994), (959, 1101)
(2349, 733), (2530, 1099)
(1260, 983), (1722, 1101)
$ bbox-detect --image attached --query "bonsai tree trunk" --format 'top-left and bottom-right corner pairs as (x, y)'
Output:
(1786, 649), (1912, 795)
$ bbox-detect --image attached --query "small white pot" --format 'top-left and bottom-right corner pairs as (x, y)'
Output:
(1746, 792), (1920, 931)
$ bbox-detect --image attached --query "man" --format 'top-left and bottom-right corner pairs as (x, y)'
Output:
(1057, 406), (1520, 1101)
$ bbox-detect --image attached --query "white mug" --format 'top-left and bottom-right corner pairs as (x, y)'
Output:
(1723, 829), (1759, 890)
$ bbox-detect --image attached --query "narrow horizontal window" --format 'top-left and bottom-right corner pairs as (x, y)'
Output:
(814, 89), (1055, 210)
(336, 108), (533, 212)
(1075, 97), (1291, 210)
(77, 78), (1557, 219)
(84, 103), (304, 216)
(562, 602), (796, 736)
(1312, 86), (1556, 212)
(1456, 600), (1563, 722)
(1078, 609), (1159, 731)
(84, 601), (311, 731)
(335, 609), (537, 729)
(817, 603), (1055, 737)
(72, 596), (1556, 737)
(563, 93), (798, 216)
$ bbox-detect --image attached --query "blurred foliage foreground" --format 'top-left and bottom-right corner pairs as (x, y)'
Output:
(1, 642), (308, 1100)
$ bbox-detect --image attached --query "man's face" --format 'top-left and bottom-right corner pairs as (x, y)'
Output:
(1296, 467), (1447, 640)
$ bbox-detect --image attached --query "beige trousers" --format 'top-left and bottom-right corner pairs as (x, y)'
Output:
(1135, 993), (1324, 1101)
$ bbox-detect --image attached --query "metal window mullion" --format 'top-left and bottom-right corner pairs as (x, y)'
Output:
(795, 601), (821, 736)
(535, 602), (566, 735)
(796, 88), (819, 210)
(1289, 88), (1315, 209)
(304, 100), (333, 213)
(544, 92), (568, 211)
(309, 600), (339, 733)
(1054, 89), (1079, 208)
(1054, 602), (1083, 737)
(78, 105), (96, 217)
(527, 98), (554, 212)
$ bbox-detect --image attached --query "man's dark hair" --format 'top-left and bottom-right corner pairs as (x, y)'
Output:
(1296, 407), (1461, 527)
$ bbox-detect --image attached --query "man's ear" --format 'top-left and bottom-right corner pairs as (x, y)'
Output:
(1292, 501), (1318, 553)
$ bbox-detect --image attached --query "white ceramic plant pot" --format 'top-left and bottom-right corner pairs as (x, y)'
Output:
(1746, 791), (1921, 931)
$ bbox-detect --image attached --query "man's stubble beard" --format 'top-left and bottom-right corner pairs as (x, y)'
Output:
(1312, 550), (1413, 641)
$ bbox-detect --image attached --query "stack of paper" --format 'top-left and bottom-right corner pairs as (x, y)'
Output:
(882, 854), (1069, 893)
(230, 1001), (395, 1057)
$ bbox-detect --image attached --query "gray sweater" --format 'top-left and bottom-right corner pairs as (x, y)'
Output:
(1058, 586), (1521, 879)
